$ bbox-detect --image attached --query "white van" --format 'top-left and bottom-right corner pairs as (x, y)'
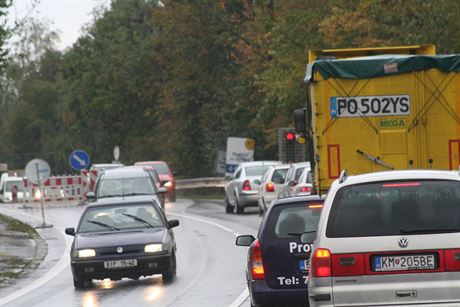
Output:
(0, 175), (25, 203)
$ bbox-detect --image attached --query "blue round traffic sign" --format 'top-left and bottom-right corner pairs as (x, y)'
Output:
(69, 150), (90, 171)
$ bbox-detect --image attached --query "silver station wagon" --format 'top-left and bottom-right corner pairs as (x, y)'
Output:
(308, 170), (460, 307)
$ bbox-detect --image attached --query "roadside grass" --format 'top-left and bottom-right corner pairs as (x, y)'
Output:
(0, 214), (37, 238)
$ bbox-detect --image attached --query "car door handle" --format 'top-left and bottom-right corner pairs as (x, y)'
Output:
(396, 290), (417, 298)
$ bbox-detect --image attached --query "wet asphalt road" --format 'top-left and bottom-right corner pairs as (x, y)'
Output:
(0, 199), (260, 307)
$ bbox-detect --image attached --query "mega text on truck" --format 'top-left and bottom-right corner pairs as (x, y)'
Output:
(295, 45), (460, 194)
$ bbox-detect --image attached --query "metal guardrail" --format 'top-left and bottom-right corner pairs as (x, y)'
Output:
(175, 177), (226, 190)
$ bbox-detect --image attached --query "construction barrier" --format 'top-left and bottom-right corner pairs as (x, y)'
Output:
(23, 176), (84, 203)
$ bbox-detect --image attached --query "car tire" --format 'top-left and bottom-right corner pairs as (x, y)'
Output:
(162, 253), (177, 283)
(225, 196), (234, 214)
(235, 196), (244, 215)
(258, 200), (265, 217)
(73, 275), (90, 289)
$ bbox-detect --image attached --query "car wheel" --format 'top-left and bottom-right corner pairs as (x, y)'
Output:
(169, 191), (176, 202)
(225, 196), (234, 213)
(162, 253), (177, 283)
(73, 275), (91, 289)
(258, 200), (265, 217)
(235, 195), (244, 215)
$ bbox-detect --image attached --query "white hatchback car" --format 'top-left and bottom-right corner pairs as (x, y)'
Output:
(307, 170), (460, 307)
(256, 164), (290, 215)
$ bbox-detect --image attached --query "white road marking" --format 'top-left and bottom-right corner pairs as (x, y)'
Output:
(0, 234), (73, 306)
(168, 212), (248, 307)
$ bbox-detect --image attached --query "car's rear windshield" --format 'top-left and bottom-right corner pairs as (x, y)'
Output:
(326, 180), (460, 238)
(97, 177), (156, 197)
(246, 165), (273, 177)
(78, 203), (164, 233)
(295, 167), (308, 181)
(271, 169), (288, 183)
(266, 202), (323, 239)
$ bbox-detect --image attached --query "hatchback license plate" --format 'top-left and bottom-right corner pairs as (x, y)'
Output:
(104, 259), (137, 269)
(374, 254), (436, 272)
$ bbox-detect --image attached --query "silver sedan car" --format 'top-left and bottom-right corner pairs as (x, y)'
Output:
(256, 164), (290, 215)
(225, 161), (281, 214)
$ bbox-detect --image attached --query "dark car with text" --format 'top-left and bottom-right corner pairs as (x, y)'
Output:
(65, 198), (179, 289)
(236, 195), (325, 306)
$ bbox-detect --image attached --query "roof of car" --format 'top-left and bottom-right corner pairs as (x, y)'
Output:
(336, 169), (460, 188)
(271, 164), (291, 170)
(100, 166), (150, 178)
(88, 196), (157, 208)
(240, 161), (281, 167)
(272, 194), (325, 207)
(135, 161), (169, 165)
(292, 161), (311, 168)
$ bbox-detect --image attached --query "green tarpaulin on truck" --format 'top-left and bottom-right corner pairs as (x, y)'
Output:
(305, 54), (460, 82)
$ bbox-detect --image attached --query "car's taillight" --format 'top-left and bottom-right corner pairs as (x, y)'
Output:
(242, 180), (252, 191)
(265, 183), (275, 193)
(251, 240), (265, 279)
(445, 249), (460, 271)
(300, 186), (312, 193)
(311, 248), (331, 277)
(331, 253), (365, 276)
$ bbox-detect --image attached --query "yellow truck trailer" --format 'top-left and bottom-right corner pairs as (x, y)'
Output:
(295, 45), (460, 193)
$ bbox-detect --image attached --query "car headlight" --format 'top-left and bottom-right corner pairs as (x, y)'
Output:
(163, 181), (172, 188)
(78, 249), (96, 258)
(144, 244), (162, 253)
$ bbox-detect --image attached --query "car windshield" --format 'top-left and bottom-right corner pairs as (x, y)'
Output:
(245, 165), (273, 177)
(268, 202), (323, 239)
(97, 177), (155, 198)
(5, 181), (24, 192)
(327, 180), (460, 237)
(151, 163), (170, 175)
(78, 203), (164, 233)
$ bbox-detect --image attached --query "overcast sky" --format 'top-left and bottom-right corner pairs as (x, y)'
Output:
(7, 0), (111, 50)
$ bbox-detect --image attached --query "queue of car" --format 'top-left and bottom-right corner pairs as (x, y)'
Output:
(225, 160), (313, 215)
(63, 160), (180, 289)
(65, 157), (460, 306)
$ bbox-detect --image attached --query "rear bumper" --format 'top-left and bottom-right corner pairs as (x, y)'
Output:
(238, 193), (258, 207)
(249, 279), (309, 306)
(71, 254), (172, 280)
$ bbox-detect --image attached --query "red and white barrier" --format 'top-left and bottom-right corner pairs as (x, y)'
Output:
(23, 176), (84, 203)
(80, 170), (98, 196)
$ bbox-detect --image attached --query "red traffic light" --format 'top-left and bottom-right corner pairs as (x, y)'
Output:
(285, 131), (296, 142)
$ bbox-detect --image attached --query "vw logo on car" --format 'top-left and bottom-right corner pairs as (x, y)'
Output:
(117, 247), (123, 254)
(398, 237), (409, 248)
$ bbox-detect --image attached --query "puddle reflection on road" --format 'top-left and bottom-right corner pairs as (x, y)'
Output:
(144, 285), (164, 302)
(82, 291), (98, 307)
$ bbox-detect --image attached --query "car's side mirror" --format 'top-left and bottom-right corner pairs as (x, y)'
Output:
(300, 231), (316, 244)
(167, 219), (179, 229)
(288, 180), (297, 187)
(235, 235), (256, 246)
(254, 179), (261, 185)
(86, 191), (95, 199)
(158, 187), (168, 194)
(65, 227), (75, 236)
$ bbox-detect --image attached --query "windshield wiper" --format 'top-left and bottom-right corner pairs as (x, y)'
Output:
(86, 220), (120, 231)
(121, 193), (151, 197)
(400, 227), (460, 234)
(122, 213), (156, 228)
